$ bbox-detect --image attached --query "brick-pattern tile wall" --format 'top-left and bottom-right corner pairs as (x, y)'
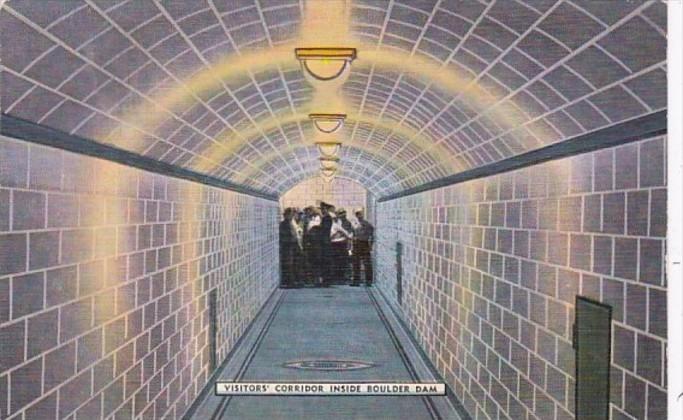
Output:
(0, 135), (280, 419)
(375, 136), (667, 420)
(280, 176), (367, 214)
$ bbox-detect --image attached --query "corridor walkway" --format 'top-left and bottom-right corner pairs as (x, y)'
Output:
(188, 287), (463, 420)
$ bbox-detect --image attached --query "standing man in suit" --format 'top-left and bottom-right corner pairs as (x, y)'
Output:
(300, 206), (314, 283)
(337, 208), (354, 283)
(351, 209), (374, 287)
(279, 207), (297, 288)
(320, 202), (334, 287)
(304, 208), (324, 287)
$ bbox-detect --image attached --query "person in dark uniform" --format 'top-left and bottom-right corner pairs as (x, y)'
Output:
(302, 206), (314, 230)
(337, 208), (354, 283)
(304, 208), (324, 286)
(351, 209), (374, 287)
(319, 202), (334, 287)
(279, 207), (297, 288)
(300, 206), (314, 284)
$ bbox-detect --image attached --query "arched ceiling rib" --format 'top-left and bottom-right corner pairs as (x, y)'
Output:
(246, 145), (413, 195)
(270, 155), (405, 195)
(0, 0), (667, 197)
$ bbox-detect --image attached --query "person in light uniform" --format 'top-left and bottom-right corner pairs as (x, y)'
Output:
(329, 210), (352, 284)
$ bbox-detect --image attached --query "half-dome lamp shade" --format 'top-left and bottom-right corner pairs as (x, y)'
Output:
(321, 168), (336, 178)
(315, 141), (341, 158)
(320, 160), (338, 171)
(295, 48), (357, 82)
(319, 156), (339, 171)
(309, 113), (346, 134)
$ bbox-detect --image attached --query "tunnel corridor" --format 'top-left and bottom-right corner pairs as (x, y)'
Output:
(190, 287), (463, 419)
(0, 1), (675, 419)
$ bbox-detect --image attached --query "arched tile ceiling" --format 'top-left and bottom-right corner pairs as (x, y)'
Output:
(0, 0), (667, 197)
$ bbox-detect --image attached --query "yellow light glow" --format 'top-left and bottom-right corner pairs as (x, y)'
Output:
(298, 0), (350, 46)
(310, 113), (346, 133)
(314, 119), (342, 133)
(320, 158), (339, 170)
(294, 0), (354, 87)
(101, 0), (558, 190)
(295, 48), (357, 60)
(295, 48), (356, 82)
(200, 111), (460, 181)
(303, 59), (349, 81)
(316, 142), (341, 157)
(232, 139), (417, 184)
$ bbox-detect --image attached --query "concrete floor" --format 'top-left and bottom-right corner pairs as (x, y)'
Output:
(190, 286), (463, 420)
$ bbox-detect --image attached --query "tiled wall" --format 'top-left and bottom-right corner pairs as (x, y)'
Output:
(280, 176), (368, 215)
(375, 136), (667, 420)
(0, 135), (280, 419)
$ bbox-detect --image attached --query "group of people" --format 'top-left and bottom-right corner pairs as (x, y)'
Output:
(279, 202), (374, 288)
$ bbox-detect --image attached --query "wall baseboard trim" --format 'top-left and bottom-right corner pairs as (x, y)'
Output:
(0, 113), (278, 201)
(371, 287), (473, 420)
(182, 286), (282, 420)
(379, 110), (667, 202)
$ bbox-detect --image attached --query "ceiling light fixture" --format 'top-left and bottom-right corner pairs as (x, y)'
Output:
(319, 156), (339, 171)
(321, 168), (336, 179)
(295, 48), (357, 82)
(309, 113), (346, 134)
(315, 141), (341, 158)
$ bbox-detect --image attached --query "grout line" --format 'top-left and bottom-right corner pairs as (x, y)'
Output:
(366, 289), (441, 420)
(379, 115), (666, 202)
(1, 115), (277, 201)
